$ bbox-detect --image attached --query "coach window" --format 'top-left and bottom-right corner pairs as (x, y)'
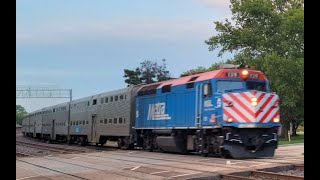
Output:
(76, 121), (79, 125)
(162, 84), (171, 93)
(114, 118), (117, 124)
(88, 101), (90, 106)
(115, 96), (118, 101)
(100, 98), (104, 104)
(93, 99), (97, 105)
(109, 118), (112, 124)
(86, 120), (89, 125)
(100, 119), (103, 124)
(120, 95), (124, 100)
(105, 97), (108, 103)
(79, 121), (82, 125)
(203, 83), (212, 97)
(110, 96), (113, 102)
(53, 108), (55, 112)
(104, 119), (107, 124)
(119, 117), (123, 124)
(82, 120), (85, 125)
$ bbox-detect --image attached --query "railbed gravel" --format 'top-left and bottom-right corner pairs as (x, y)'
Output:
(278, 169), (304, 176)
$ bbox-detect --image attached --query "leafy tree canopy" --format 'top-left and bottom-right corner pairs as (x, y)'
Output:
(16, 105), (27, 125)
(185, 0), (304, 137)
(124, 59), (171, 86)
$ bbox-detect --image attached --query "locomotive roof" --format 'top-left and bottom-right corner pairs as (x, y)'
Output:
(139, 68), (267, 90)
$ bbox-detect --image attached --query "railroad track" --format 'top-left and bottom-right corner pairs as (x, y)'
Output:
(17, 153), (304, 180)
(16, 141), (87, 154)
(17, 158), (90, 180)
(16, 151), (33, 157)
(222, 164), (304, 180)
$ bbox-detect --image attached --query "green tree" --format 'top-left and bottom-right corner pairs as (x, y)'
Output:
(123, 68), (141, 86)
(204, 0), (304, 138)
(124, 59), (171, 86)
(16, 105), (27, 125)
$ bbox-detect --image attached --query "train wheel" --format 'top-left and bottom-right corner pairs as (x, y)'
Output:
(81, 138), (88, 146)
(201, 152), (208, 157)
(221, 149), (232, 159)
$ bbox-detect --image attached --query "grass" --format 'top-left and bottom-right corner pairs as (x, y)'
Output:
(278, 134), (304, 145)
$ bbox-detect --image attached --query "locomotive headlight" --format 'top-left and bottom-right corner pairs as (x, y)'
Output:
(227, 118), (233, 123)
(251, 97), (257, 102)
(241, 70), (248, 75)
(251, 97), (257, 106)
(240, 70), (249, 80)
(273, 118), (280, 123)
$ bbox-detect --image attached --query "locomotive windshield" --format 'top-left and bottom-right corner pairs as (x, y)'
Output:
(216, 80), (267, 93)
(216, 81), (243, 93)
(246, 81), (267, 92)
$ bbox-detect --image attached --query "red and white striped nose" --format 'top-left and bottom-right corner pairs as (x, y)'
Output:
(222, 91), (280, 123)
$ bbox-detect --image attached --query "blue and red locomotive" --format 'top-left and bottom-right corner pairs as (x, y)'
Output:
(22, 64), (280, 159)
(135, 64), (280, 158)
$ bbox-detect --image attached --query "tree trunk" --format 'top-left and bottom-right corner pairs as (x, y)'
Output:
(292, 124), (298, 136)
(280, 121), (289, 139)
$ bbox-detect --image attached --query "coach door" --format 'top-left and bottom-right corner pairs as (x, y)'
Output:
(51, 120), (55, 139)
(33, 122), (36, 137)
(90, 115), (97, 142)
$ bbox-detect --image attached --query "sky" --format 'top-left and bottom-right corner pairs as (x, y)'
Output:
(16, 0), (233, 112)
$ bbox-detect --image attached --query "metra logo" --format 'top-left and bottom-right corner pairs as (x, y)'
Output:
(148, 102), (171, 120)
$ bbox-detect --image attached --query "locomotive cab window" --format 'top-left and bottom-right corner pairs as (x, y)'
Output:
(216, 81), (243, 93)
(203, 83), (212, 97)
(246, 81), (267, 92)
